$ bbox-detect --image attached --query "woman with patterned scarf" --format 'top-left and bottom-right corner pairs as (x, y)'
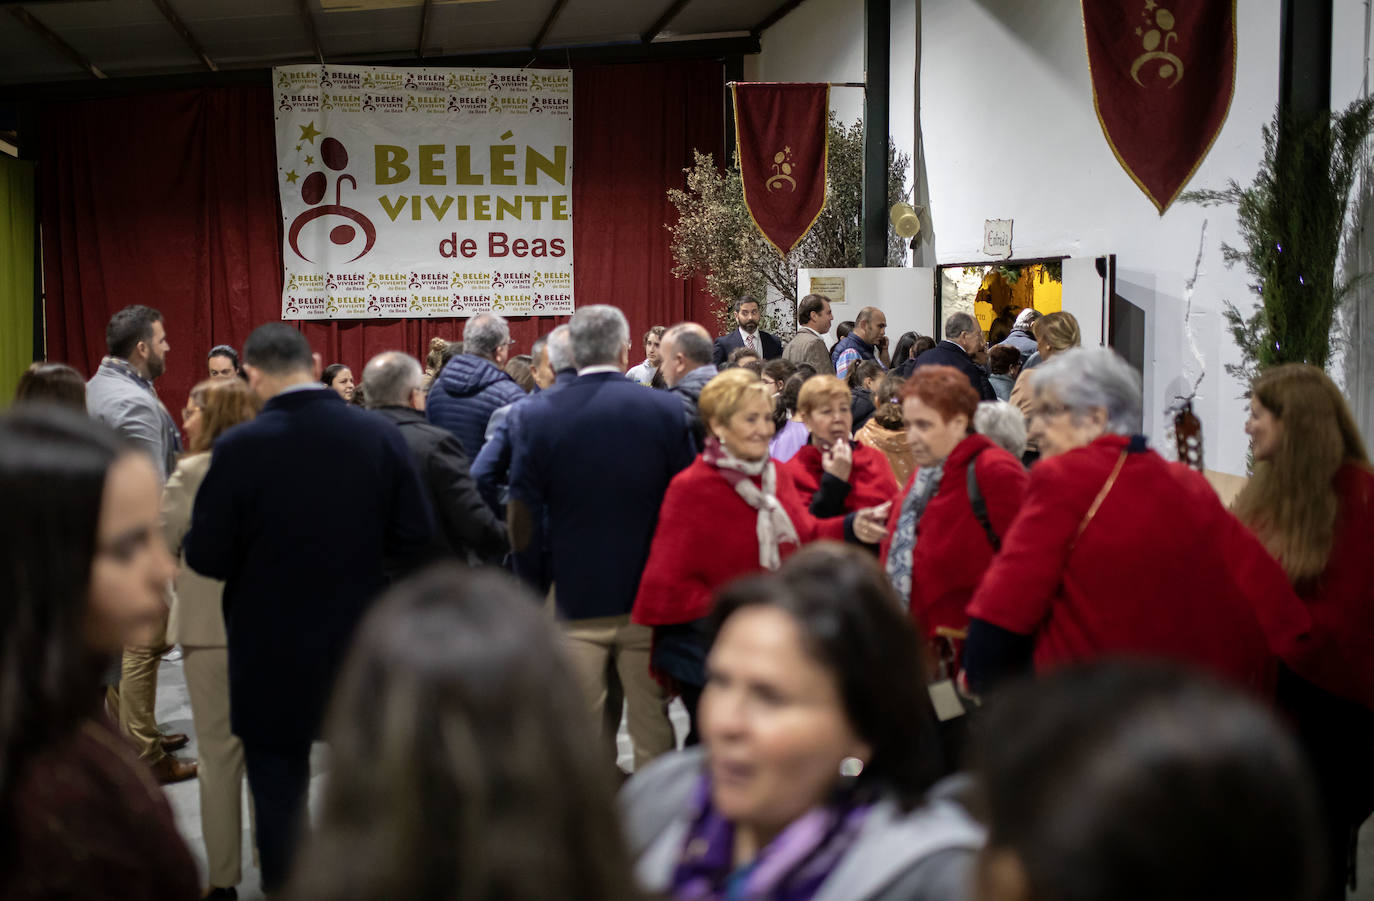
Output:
(633, 369), (891, 740)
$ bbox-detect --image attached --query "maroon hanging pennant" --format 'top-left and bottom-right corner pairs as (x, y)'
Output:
(732, 83), (829, 255)
(1083, 0), (1236, 214)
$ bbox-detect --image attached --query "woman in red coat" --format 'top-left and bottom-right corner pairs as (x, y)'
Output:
(779, 375), (899, 517)
(633, 369), (891, 738)
(1232, 363), (1374, 901)
(963, 348), (1310, 696)
(879, 366), (1027, 645)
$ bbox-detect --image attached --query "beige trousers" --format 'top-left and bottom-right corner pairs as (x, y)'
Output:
(119, 610), (167, 763)
(561, 614), (674, 771)
(184, 646), (248, 889)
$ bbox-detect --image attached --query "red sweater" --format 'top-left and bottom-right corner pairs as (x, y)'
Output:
(1281, 463), (1374, 710)
(780, 442), (900, 513)
(879, 434), (1027, 639)
(633, 456), (847, 626)
(967, 435), (1310, 692)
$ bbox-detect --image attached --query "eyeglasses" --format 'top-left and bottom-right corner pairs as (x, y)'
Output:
(1029, 402), (1070, 421)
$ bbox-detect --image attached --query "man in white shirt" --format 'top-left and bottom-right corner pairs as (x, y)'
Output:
(625, 325), (665, 386)
(782, 293), (835, 374)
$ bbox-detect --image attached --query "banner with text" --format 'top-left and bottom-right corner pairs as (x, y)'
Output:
(273, 65), (573, 320)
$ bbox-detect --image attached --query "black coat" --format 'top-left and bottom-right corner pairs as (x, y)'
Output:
(900, 340), (997, 401)
(375, 405), (508, 564)
(712, 329), (783, 366)
(186, 387), (433, 746)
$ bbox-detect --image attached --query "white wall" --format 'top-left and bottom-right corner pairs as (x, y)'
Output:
(919, 0), (1285, 475)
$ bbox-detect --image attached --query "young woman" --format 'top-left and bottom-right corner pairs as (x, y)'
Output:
(0, 407), (196, 899)
(321, 363), (355, 401)
(286, 565), (641, 901)
(1232, 363), (1374, 901)
(162, 378), (262, 899)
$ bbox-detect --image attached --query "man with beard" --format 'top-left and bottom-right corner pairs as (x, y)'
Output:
(711, 296), (782, 367)
(87, 304), (196, 784)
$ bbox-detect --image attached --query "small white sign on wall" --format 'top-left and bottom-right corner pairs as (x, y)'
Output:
(983, 219), (1013, 258)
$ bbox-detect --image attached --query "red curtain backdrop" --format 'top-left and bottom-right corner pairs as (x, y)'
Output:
(39, 60), (724, 418)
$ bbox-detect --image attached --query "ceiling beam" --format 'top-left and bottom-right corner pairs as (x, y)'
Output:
(149, 0), (217, 71)
(752, 0), (809, 36)
(416, 0), (432, 58)
(531, 0), (569, 52)
(7, 5), (106, 78)
(295, 0), (324, 64)
(642, 0), (693, 43)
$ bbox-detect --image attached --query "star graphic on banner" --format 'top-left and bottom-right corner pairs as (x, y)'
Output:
(305, 155), (315, 165)
(285, 170), (299, 183)
(298, 121), (322, 144)
(295, 144), (302, 152)
(1136, 26), (1143, 35)
(1144, 0), (1157, 9)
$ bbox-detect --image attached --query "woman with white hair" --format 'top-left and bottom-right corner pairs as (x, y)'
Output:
(973, 401), (1026, 460)
(963, 347), (1311, 696)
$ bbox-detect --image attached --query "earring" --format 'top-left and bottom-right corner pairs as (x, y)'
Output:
(839, 757), (865, 778)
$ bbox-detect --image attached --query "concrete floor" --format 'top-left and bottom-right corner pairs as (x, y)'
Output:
(152, 654), (1374, 900)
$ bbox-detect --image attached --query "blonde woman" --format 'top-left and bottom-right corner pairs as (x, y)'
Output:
(1232, 363), (1374, 901)
(162, 378), (262, 900)
(1009, 311), (1082, 460)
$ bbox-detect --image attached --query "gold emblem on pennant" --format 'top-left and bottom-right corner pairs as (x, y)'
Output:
(1131, 1), (1184, 88)
(767, 147), (797, 193)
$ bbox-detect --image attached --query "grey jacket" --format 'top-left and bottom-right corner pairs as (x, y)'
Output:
(619, 748), (983, 901)
(783, 327), (836, 375)
(671, 364), (717, 450)
(87, 359), (177, 481)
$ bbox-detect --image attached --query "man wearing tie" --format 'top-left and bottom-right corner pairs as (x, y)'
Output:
(712, 296), (782, 367)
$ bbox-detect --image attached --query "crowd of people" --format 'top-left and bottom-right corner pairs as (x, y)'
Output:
(0, 293), (1370, 901)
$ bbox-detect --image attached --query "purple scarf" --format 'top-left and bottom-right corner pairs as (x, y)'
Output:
(669, 776), (872, 901)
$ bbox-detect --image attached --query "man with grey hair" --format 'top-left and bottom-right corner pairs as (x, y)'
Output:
(902, 310), (996, 400)
(659, 321), (717, 449)
(365, 351), (507, 563)
(509, 305), (694, 770)
(426, 311), (526, 458)
(471, 324), (577, 515)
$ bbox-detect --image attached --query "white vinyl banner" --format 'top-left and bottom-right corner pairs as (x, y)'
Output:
(273, 65), (574, 320)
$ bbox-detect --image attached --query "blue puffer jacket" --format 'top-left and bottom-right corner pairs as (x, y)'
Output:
(426, 354), (527, 457)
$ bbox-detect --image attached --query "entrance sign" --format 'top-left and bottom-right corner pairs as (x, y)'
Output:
(273, 65), (574, 319)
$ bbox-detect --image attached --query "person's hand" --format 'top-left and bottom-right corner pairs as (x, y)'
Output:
(822, 439), (853, 482)
(853, 501), (892, 544)
(877, 334), (889, 351)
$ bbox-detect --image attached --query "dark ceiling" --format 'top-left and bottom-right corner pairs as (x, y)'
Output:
(0, 0), (801, 86)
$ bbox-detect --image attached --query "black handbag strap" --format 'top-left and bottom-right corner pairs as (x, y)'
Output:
(965, 447), (1001, 552)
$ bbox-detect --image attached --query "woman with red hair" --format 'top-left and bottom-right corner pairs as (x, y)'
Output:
(880, 365), (1028, 647)
(780, 375), (899, 517)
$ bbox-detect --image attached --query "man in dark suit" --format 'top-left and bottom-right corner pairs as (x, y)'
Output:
(363, 350), (508, 565)
(712, 295), (782, 366)
(901, 310), (998, 400)
(508, 305), (695, 770)
(185, 324), (433, 893)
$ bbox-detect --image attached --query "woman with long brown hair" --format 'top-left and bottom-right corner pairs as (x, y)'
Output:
(162, 378), (262, 899)
(1232, 363), (1374, 901)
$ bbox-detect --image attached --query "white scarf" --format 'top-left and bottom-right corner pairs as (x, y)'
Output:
(709, 444), (802, 570)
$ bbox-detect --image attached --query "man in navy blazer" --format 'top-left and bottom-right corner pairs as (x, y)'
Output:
(186, 323), (433, 893)
(900, 310), (998, 401)
(712, 295), (782, 366)
(508, 305), (695, 770)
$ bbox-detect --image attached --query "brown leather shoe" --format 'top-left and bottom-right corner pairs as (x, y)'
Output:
(150, 756), (198, 784)
(160, 733), (190, 752)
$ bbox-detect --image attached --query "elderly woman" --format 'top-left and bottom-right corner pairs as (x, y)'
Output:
(162, 378), (262, 899)
(963, 348), (1310, 695)
(634, 369), (890, 736)
(879, 366), (1027, 645)
(1008, 311), (1078, 418)
(1231, 364), (1374, 901)
(780, 375), (899, 518)
(622, 545), (981, 901)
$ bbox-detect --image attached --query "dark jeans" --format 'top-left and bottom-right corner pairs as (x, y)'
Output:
(242, 740), (313, 894)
